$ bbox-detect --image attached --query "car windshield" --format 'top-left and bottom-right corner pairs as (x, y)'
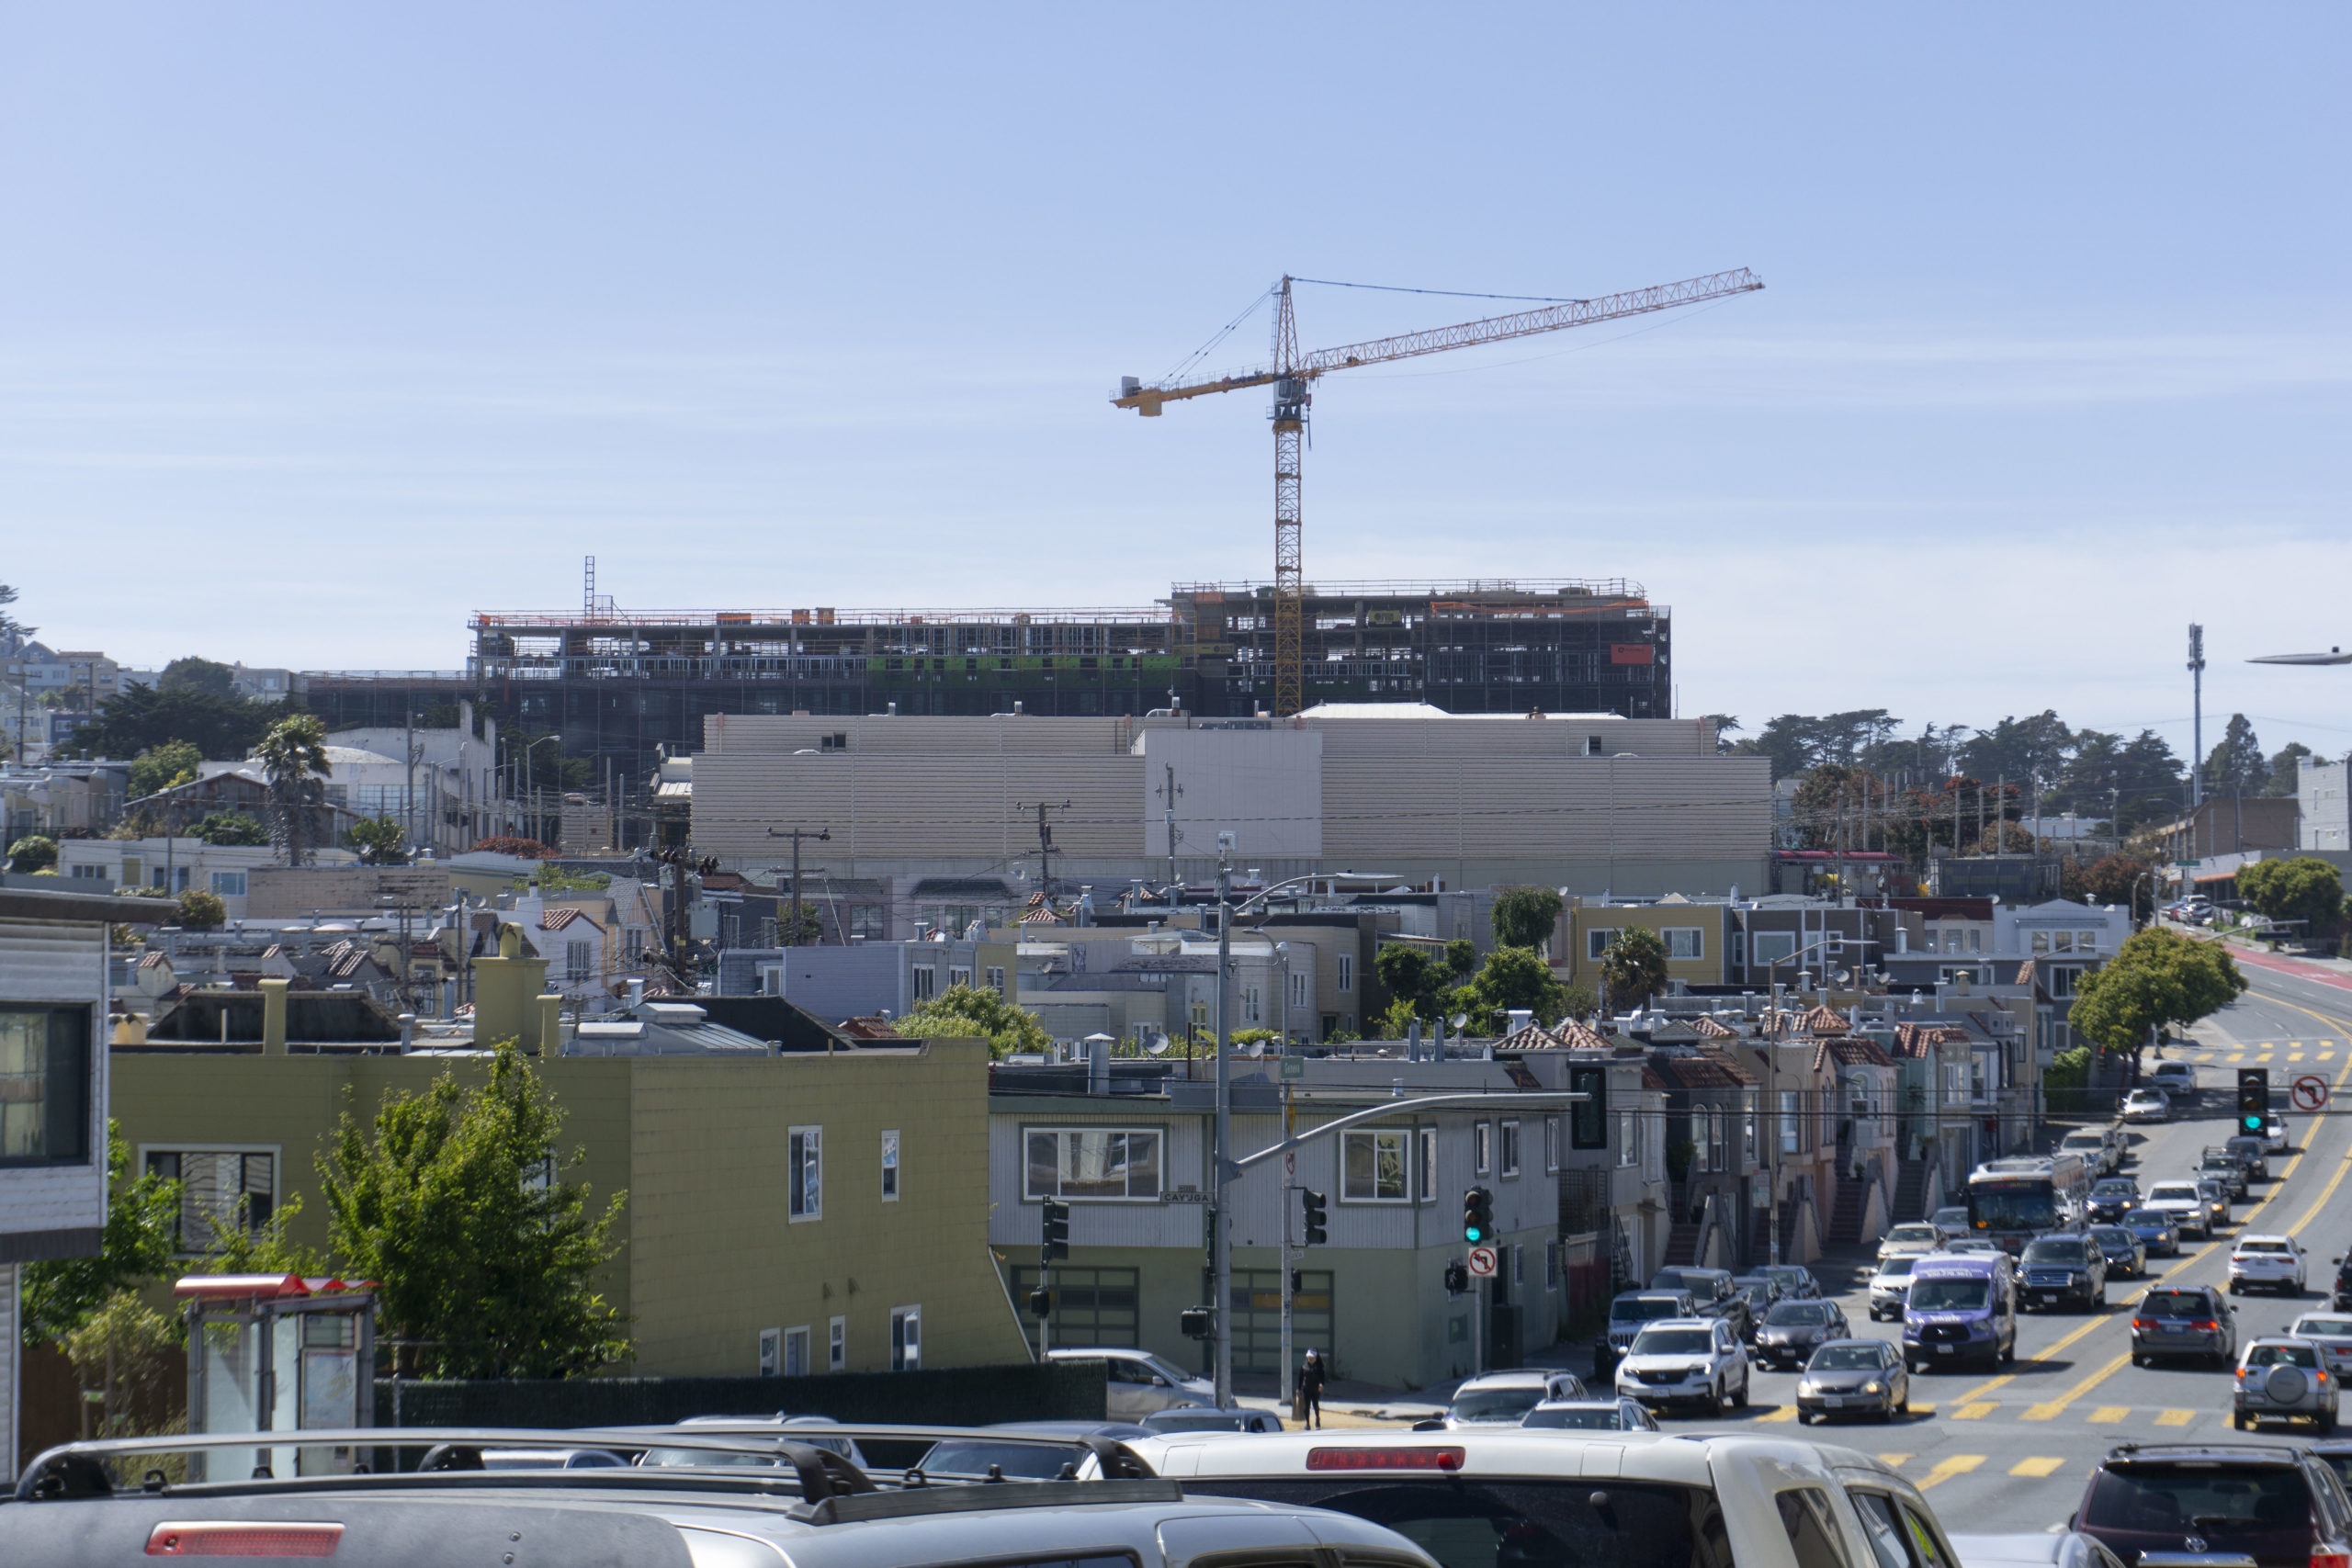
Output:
(1889, 1225), (1939, 1244)
(2021, 1239), (2086, 1262)
(1181, 1477), (1702, 1568)
(2203, 1156), (2236, 1170)
(2150, 1185), (2199, 1202)
(1764, 1268), (1812, 1292)
(1611, 1297), (1680, 1322)
(2299, 1319), (2352, 1337)
(2141, 1291), (2211, 1319)
(1810, 1345), (1883, 1371)
(1148, 1412), (1256, 1431)
(2081, 1464), (2308, 1533)
(1139, 1355), (1197, 1383)
(1971, 1190), (2057, 1230)
(2245, 1343), (2320, 1369)
(1450, 1388), (1547, 1423)
(1875, 1258), (1917, 1280)
(1734, 1278), (1773, 1296)
(1908, 1279), (1989, 1312)
(1932, 1209), (1969, 1223)
(2063, 1134), (2105, 1149)
(1766, 1303), (1830, 1325)
(2095, 1181), (2136, 1196)
(1521, 1405), (1626, 1430)
(2091, 1228), (2132, 1246)
(1631, 1328), (1715, 1357)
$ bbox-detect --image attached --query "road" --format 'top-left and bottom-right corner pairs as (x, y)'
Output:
(1684, 962), (2352, 1532)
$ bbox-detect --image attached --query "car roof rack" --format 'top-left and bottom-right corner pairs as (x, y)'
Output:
(808, 1477), (1180, 1526)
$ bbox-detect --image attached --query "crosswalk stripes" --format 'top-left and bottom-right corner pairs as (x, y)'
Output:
(1915, 1455), (1984, 1490)
(2087, 1406), (2130, 1422)
(2009, 1457), (2067, 1477)
(2154, 1409), (2197, 1426)
(1952, 1402), (1996, 1419)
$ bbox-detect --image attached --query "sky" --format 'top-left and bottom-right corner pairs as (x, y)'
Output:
(3, 6), (2347, 766)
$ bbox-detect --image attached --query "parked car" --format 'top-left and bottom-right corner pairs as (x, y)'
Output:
(1519, 1396), (1660, 1432)
(2088, 1224), (2148, 1279)
(1597, 1289), (1699, 1373)
(1613, 1317), (1751, 1415)
(1442, 1369), (1588, 1428)
(2060, 1130), (2117, 1176)
(2289, 1314), (2352, 1378)
(1141, 1406), (1285, 1434)
(2235, 1337), (2339, 1431)
(2131, 1284), (2238, 1368)
(2199, 1149), (2250, 1201)
(1870, 1255), (1922, 1321)
(922, 1422), (1159, 1479)
(2120, 1206), (2183, 1256)
(2120, 1089), (2170, 1123)
(2019, 1233), (2109, 1312)
(1795, 1337), (1909, 1425)
(1881, 1222), (1945, 1260)
(2224, 1134), (2272, 1182)
(1729, 1272), (1781, 1325)
(2087, 1179), (2140, 1224)
(2143, 1180), (2211, 1239)
(1046, 1347), (1215, 1417)
(2230, 1234), (2309, 1295)
(2072, 1442), (2352, 1568)
(1757, 1297), (1851, 1371)
(1761, 1263), (1823, 1300)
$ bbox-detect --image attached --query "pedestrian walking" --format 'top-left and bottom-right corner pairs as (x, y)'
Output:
(1296, 1348), (1326, 1430)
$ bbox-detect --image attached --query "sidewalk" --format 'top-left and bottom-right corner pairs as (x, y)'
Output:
(2221, 941), (2352, 993)
(1227, 1324), (1608, 1428)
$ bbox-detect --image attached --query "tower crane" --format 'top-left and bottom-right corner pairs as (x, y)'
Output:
(1114, 267), (1764, 717)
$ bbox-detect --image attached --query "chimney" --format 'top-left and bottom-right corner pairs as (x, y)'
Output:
(471, 920), (551, 1051)
(626, 976), (645, 1010)
(398, 1012), (416, 1053)
(538, 993), (564, 1055)
(258, 977), (289, 1055)
(1506, 1009), (1534, 1035)
(1085, 1032), (1112, 1094)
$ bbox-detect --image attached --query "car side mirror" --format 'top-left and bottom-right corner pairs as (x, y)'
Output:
(1151, 1375), (1169, 1386)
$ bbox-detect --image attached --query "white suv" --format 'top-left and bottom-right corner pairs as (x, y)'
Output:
(2144, 1180), (2211, 1239)
(1614, 1316), (1751, 1415)
(2231, 1235), (2309, 1295)
(1442, 1370), (1588, 1428)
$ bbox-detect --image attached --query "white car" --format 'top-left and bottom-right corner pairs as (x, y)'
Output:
(1881, 1222), (1944, 1260)
(2121, 1089), (2171, 1123)
(2290, 1314), (2352, 1377)
(2150, 1062), (2198, 1095)
(2143, 1180), (2211, 1239)
(2059, 1130), (2117, 1175)
(2231, 1235), (2308, 1295)
(1046, 1348), (1216, 1417)
(2267, 1113), (2292, 1154)
(1613, 1316), (1752, 1415)
(1928, 1206), (1974, 1242)
(1869, 1255), (1921, 1321)
(1442, 1369), (1588, 1428)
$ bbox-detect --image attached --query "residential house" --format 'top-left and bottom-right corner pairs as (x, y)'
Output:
(2152, 797), (2301, 862)
(2301, 759), (2351, 854)
(717, 937), (1019, 1026)
(56, 837), (328, 919)
(1643, 1037), (1762, 1270)
(1562, 897), (1734, 996)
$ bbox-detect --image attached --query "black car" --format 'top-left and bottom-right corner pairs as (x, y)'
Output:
(2019, 1233), (2109, 1311)
(2337, 1257), (2352, 1313)
(1762, 1265), (1823, 1301)
(2072, 1443), (2352, 1568)
(1756, 1298), (1850, 1371)
(1646, 1267), (1753, 1340)
(2087, 1179), (2140, 1224)
(2132, 1284), (2238, 1368)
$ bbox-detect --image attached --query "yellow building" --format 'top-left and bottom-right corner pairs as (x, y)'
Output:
(109, 1035), (1030, 1379)
(1561, 899), (1732, 995)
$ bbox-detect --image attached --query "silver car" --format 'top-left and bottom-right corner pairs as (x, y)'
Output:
(2235, 1337), (2339, 1432)
(1796, 1337), (1909, 1425)
(1520, 1397), (1660, 1432)
(1046, 1348), (1216, 1417)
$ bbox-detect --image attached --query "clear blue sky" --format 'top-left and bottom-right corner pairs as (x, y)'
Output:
(5, 6), (2346, 765)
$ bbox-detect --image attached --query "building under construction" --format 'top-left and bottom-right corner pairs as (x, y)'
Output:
(300, 577), (1671, 778)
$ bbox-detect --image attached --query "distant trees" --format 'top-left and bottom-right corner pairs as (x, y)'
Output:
(256, 714), (331, 865)
(1489, 886), (1564, 951)
(470, 836), (551, 858)
(191, 811), (269, 846)
(71, 679), (297, 761)
(127, 739), (202, 799)
(1600, 927), (1670, 1011)
(2205, 714), (2268, 797)
(2267, 742), (2316, 797)
(2068, 927), (2245, 1062)
(2237, 857), (2347, 939)
(175, 888), (227, 930)
(347, 815), (409, 865)
(893, 983), (1055, 1059)
(2071, 854), (2154, 919)
(6, 834), (58, 873)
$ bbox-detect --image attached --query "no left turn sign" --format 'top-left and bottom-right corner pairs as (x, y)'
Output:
(1467, 1246), (1498, 1278)
(2292, 1075), (2330, 1111)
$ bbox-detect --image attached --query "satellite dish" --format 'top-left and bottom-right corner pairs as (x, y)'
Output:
(1147, 1033), (1170, 1056)
(1833, 968), (1851, 985)
(1451, 1013), (1470, 1031)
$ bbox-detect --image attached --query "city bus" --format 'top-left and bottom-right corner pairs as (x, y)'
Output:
(1965, 1153), (2091, 1253)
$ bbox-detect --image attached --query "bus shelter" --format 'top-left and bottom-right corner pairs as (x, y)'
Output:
(179, 1274), (377, 1482)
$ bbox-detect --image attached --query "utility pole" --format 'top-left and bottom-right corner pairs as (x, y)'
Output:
(765, 827), (831, 944)
(1019, 800), (1072, 897)
(1158, 764), (1182, 900)
(1211, 852), (1235, 1408)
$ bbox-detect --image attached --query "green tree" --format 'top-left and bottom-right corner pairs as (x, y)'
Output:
(319, 1043), (630, 1379)
(2205, 714), (2268, 797)
(471, 836), (551, 858)
(21, 1125), (183, 1346)
(347, 815), (410, 865)
(2068, 927), (2246, 1060)
(191, 810), (269, 846)
(893, 982), (1055, 1059)
(1374, 944), (1451, 1022)
(514, 863), (611, 894)
(0, 581), (25, 649)
(2075, 854), (2154, 920)
(128, 739), (203, 799)
(2237, 857), (2346, 939)
(176, 887), (227, 930)
(6, 833), (58, 872)
(1489, 886), (1564, 951)
(70, 682), (294, 761)
(158, 657), (238, 699)
(1458, 946), (1568, 1031)
(60, 1289), (184, 1442)
(1443, 938), (1477, 978)
(2265, 742), (2316, 798)
(1702, 715), (1741, 754)
(1600, 926), (1670, 1011)
(255, 713), (330, 865)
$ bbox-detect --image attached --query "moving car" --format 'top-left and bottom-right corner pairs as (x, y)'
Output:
(2149, 1061), (2198, 1096)
(2196, 1176), (2233, 1229)
(2120, 1206), (2182, 1256)
(1647, 1266), (1753, 1338)
(2199, 1149), (2250, 1201)
(1795, 1337), (1909, 1425)
(2230, 1234), (2309, 1295)
(2120, 1088), (2170, 1123)
(1929, 1205), (1975, 1242)
(2071, 1442), (2352, 1568)
(1761, 1263), (1824, 1300)
(2266, 1111), (2291, 1153)
(1869, 1255), (1921, 1321)
(2223, 1134), (2272, 1182)
(1599, 1289), (1699, 1372)
(1756, 1298), (1851, 1371)
(2289, 1313), (2352, 1377)
(1046, 1348), (1216, 1417)
(2087, 1178), (2140, 1224)
(2019, 1233), (2109, 1312)
(2087, 1224), (2148, 1279)
(2143, 1179), (2211, 1239)
(1442, 1369), (1588, 1428)
(1519, 1396), (1660, 1431)
(2059, 1129), (2117, 1176)
(1904, 1254), (2018, 1371)
(2234, 1337), (2338, 1431)
(1946, 1533), (2124, 1568)
(2131, 1284), (2238, 1368)
(1613, 1316), (1752, 1415)
(1881, 1222), (1944, 1260)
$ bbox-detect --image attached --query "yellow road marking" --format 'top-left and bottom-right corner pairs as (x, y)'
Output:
(2088, 1405), (2130, 1422)
(2228, 1052), (2245, 1063)
(1758, 1406), (1797, 1423)
(2155, 1410), (2196, 1426)
(2011, 1457), (2067, 1477)
(1880, 1453), (1912, 1468)
(1917, 1454), (1986, 1490)
(2292, 1053), (2307, 1062)
(1953, 1402), (1996, 1419)
(2022, 1351), (2133, 1421)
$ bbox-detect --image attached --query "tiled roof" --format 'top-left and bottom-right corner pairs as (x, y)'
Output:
(1692, 1015), (1739, 1040)
(1651, 1051), (1756, 1090)
(1890, 1021), (1972, 1058)
(1801, 1005), (1849, 1035)
(136, 951), (170, 969)
(1641, 1066), (1670, 1092)
(541, 908), (600, 931)
(1493, 1023), (1563, 1052)
(1820, 1036), (1894, 1068)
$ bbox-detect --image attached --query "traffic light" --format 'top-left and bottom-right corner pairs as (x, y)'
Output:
(1463, 1185), (1494, 1245)
(1179, 1306), (1214, 1340)
(1290, 1269), (1304, 1295)
(1041, 1197), (1069, 1262)
(1443, 1259), (1469, 1295)
(1301, 1189), (1328, 1247)
(2239, 1069), (2269, 1134)
(1026, 1287), (1054, 1318)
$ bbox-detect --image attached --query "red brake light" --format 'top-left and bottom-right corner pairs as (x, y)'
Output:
(2194, 1321), (2220, 1332)
(1306, 1447), (1464, 1472)
(2310, 1551), (2347, 1568)
(147, 1522), (344, 1557)
(2132, 1319), (2156, 1331)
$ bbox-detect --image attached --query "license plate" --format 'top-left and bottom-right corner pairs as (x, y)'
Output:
(1824, 1395), (1846, 1408)
(1937, 1345), (1955, 1355)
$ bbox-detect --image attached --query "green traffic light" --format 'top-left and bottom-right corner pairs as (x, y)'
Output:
(1465, 1224), (1486, 1243)
(2245, 1115), (2265, 1132)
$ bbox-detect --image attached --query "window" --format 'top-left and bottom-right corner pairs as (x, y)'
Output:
(784, 1325), (810, 1377)
(1568, 1065), (1607, 1149)
(1244, 986), (1261, 1023)
(1732, 931), (1747, 969)
(1619, 1110), (1639, 1168)
(911, 966), (937, 1002)
(2047, 966), (2080, 998)
(890, 1305), (922, 1371)
(759, 1327), (781, 1375)
(209, 870), (246, 897)
(566, 940), (594, 984)
(1663, 928), (1703, 960)
(880, 1130), (899, 1201)
(1474, 1121), (1492, 1175)
(829, 1315), (845, 1371)
(69, 863), (107, 880)
(758, 917), (778, 949)
(1025, 1128), (1163, 1200)
(1709, 1108), (1728, 1173)
(1587, 928), (1619, 961)
(1342, 1128), (1409, 1201)
(1419, 1127), (1437, 1201)
(143, 1147), (273, 1248)
(1752, 931), (1796, 969)
(1544, 1115), (1560, 1172)
(1780, 1090), (1801, 1154)
(848, 905), (885, 941)
(949, 965), (972, 988)
(1512, 1243), (1525, 1285)
(1190, 999), (1210, 1034)
(1544, 1239), (1562, 1292)
(1967, 930), (1981, 953)
(1289, 971), (1307, 1008)
(1337, 954), (1353, 993)
(2077, 930), (2099, 952)
(1694, 1109), (1713, 1173)
(2032, 931), (2051, 954)
(1499, 1120), (1521, 1177)
(1777, 1487), (1854, 1568)
(788, 1126), (821, 1220)
(0, 1006), (91, 1167)
(986, 965), (1006, 997)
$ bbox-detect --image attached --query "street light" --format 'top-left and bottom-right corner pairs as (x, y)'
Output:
(512, 735), (561, 841)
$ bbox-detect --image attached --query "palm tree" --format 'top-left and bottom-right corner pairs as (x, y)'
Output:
(254, 714), (330, 865)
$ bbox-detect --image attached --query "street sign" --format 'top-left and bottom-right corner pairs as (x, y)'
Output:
(2293, 1075), (2330, 1111)
(1467, 1246), (1498, 1279)
(1280, 1055), (1303, 1080)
